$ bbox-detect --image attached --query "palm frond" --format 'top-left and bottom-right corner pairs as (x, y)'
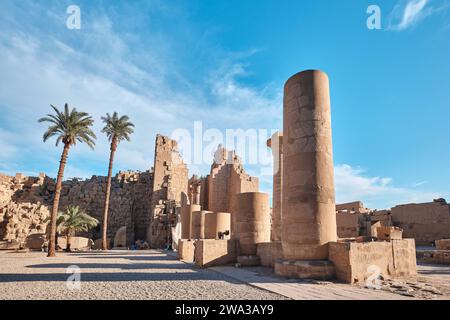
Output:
(38, 104), (97, 149)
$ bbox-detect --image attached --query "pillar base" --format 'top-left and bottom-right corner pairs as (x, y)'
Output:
(274, 259), (335, 280)
(237, 255), (261, 266)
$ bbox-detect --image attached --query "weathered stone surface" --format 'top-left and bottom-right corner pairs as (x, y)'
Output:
(274, 260), (335, 280)
(336, 212), (360, 238)
(257, 241), (283, 268)
(180, 204), (201, 239)
(114, 226), (127, 248)
(436, 239), (450, 250)
(417, 249), (450, 265)
(267, 131), (283, 242)
(25, 233), (46, 250)
(377, 226), (403, 241)
(232, 192), (271, 256)
(207, 146), (259, 214)
(204, 212), (231, 240)
(178, 239), (195, 262)
(194, 239), (237, 268)
(1, 134), (190, 250)
(237, 255), (261, 267)
(329, 239), (417, 284)
(391, 201), (450, 245)
(57, 237), (92, 251)
(281, 70), (337, 261)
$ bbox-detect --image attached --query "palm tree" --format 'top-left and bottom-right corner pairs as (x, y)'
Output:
(38, 104), (96, 257)
(100, 112), (134, 250)
(56, 206), (99, 252)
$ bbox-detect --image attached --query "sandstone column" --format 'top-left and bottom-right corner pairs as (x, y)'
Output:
(191, 210), (212, 239)
(194, 184), (201, 205)
(267, 131), (283, 242)
(180, 204), (201, 239)
(281, 70), (337, 261)
(204, 212), (231, 239)
(232, 192), (271, 265)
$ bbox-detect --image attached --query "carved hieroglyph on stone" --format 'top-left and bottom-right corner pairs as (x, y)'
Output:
(280, 70), (337, 261)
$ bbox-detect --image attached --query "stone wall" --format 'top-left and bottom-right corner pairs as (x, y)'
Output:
(0, 173), (51, 246)
(390, 201), (450, 246)
(329, 239), (417, 284)
(58, 171), (153, 247)
(149, 135), (189, 248)
(207, 146), (259, 214)
(1, 134), (190, 249)
(194, 239), (237, 268)
(335, 200), (450, 246)
(256, 241), (282, 267)
(336, 213), (360, 238)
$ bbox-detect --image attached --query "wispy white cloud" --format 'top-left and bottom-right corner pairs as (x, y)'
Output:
(388, 0), (450, 31)
(335, 164), (446, 209)
(0, 1), (280, 180)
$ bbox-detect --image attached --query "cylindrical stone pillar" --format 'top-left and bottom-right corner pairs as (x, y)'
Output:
(267, 131), (283, 242)
(194, 185), (201, 205)
(282, 70), (337, 261)
(232, 192), (271, 255)
(215, 212), (231, 239)
(191, 210), (212, 239)
(180, 204), (201, 239)
(204, 212), (231, 239)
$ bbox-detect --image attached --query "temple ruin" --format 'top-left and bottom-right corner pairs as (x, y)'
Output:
(1, 69), (450, 285)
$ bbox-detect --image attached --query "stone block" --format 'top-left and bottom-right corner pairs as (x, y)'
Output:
(178, 239), (195, 262)
(194, 239), (237, 268)
(237, 255), (260, 266)
(256, 241), (283, 267)
(329, 239), (417, 284)
(58, 237), (92, 251)
(25, 233), (46, 250)
(417, 249), (450, 265)
(274, 260), (335, 280)
(377, 226), (403, 241)
(435, 239), (450, 250)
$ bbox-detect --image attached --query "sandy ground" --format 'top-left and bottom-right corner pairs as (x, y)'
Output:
(1, 250), (449, 300)
(0, 250), (287, 300)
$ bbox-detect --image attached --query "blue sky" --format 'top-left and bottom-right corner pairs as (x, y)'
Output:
(0, 0), (449, 209)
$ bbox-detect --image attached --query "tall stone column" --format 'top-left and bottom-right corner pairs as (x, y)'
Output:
(275, 70), (336, 279)
(267, 131), (283, 242)
(281, 70), (337, 260)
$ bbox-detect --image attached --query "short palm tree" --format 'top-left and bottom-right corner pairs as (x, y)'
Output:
(101, 112), (134, 250)
(56, 206), (99, 252)
(38, 104), (96, 257)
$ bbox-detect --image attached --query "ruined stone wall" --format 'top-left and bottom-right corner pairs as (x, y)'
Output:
(329, 239), (417, 284)
(57, 171), (153, 246)
(336, 213), (360, 238)
(207, 146), (259, 214)
(390, 201), (450, 246)
(0, 173), (51, 246)
(1, 135), (191, 249)
(336, 201), (370, 214)
(149, 135), (189, 248)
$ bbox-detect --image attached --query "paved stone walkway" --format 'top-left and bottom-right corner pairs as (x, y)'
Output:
(211, 266), (414, 300)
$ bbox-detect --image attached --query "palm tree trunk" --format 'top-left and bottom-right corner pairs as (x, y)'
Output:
(48, 143), (70, 257)
(66, 234), (72, 252)
(102, 139), (117, 250)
